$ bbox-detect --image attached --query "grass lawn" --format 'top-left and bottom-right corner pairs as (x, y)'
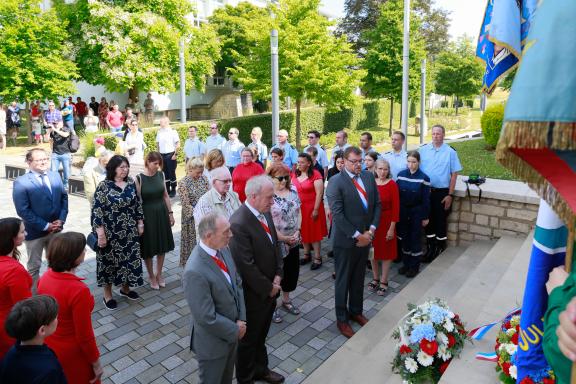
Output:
(450, 138), (517, 180)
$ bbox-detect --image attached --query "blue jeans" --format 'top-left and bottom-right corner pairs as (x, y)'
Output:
(63, 119), (75, 135)
(51, 152), (71, 191)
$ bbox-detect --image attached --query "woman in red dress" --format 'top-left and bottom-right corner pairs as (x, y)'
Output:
(0, 217), (32, 359)
(233, 147), (265, 202)
(292, 152), (327, 270)
(369, 159), (399, 295)
(38, 232), (103, 384)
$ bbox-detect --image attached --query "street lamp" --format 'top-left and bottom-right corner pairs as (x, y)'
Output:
(400, 0), (410, 150)
(270, 1), (280, 145)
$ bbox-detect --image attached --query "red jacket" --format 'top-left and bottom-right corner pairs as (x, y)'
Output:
(0, 256), (32, 359)
(38, 269), (100, 384)
(232, 162), (265, 202)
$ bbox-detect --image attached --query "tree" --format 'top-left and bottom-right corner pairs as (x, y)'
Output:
(231, 0), (363, 149)
(362, 0), (426, 133)
(0, 0), (78, 142)
(54, 0), (220, 95)
(208, 3), (271, 72)
(434, 37), (484, 114)
(338, 0), (450, 58)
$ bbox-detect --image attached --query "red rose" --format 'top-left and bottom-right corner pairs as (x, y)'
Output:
(519, 377), (535, 384)
(420, 339), (439, 356)
(399, 345), (412, 354)
(439, 360), (451, 374)
(504, 321), (511, 329)
(501, 362), (511, 375)
(447, 334), (456, 348)
(511, 332), (519, 344)
(542, 378), (555, 384)
(453, 314), (460, 321)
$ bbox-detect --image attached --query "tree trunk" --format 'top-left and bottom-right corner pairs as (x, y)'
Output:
(26, 101), (32, 145)
(129, 86), (139, 103)
(295, 99), (302, 152)
(389, 97), (394, 137)
(455, 96), (459, 115)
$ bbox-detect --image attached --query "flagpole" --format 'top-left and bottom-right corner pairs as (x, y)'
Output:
(400, 0), (410, 151)
(569, 220), (576, 384)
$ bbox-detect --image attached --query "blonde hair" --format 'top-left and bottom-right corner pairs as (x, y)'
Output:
(186, 157), (204, 172)
(251, 127), (263, 139)
(375, 159), (392, 179)
(205, 149), (225, 171)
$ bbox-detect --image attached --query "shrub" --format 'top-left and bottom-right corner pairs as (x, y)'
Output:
(481, 103), (505, 148)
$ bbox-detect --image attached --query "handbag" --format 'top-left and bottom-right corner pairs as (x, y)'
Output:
(87, 232), (99, 252)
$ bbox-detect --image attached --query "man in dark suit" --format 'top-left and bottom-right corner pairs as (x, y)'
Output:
(326, 146), (381, 338)
(13, 148), (68, 291)
(182, 213), (246, 384)
(229, 175), (285, 384)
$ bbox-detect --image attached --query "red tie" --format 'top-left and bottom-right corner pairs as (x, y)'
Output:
(211, 253), (229, 274)
(352, 176), (368, 201)
(258, 214), (273, 242)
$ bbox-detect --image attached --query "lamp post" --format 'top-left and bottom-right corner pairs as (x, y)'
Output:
(400, 0), (410, 150)
(179, 39), (186, 123)
(420, 58), (426, 144)
(271, 29), (280, 145)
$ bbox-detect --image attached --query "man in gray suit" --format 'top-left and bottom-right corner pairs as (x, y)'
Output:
(182, 213), (246, 384)
(326, 146), (381, 338)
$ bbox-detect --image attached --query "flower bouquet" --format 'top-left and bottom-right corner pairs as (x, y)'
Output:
(392, 299), (469, 383)
(495, 311), (555, 384)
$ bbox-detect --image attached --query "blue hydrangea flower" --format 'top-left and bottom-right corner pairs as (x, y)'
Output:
(409, 323), (436, 344)
(428, 305), (449, 324)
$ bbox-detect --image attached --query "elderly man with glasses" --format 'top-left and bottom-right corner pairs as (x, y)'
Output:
(222, 127), (244, 174)
(268, 129), (298, 172)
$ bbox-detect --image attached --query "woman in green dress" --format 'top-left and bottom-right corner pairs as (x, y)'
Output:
(135, 152), (175, 290)
(177, 157), (209, 267)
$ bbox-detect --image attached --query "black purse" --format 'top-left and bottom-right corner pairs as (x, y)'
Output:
(87, 232), (99, 252)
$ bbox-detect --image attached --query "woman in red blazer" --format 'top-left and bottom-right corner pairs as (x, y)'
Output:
(38, 232), (103, 384)
(0, 217), (32, 359)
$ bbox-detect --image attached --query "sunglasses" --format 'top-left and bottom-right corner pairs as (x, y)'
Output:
(307, 136), (316, 139)
(274, 175), (290, 182)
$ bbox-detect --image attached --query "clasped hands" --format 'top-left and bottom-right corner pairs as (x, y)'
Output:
(237, 320), (247, 340)
(356, 230), (374, 247)
(48, 220), (64, 233)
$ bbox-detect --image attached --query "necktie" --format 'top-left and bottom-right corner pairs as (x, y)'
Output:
(352, 176), (368, 210)
(258, 214), (273, 242)
(40, 174), (51, 195)
(211, 251), (229, 274)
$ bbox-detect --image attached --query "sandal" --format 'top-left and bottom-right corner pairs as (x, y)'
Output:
(282, 301), (300, 315)
(310, 257), (322, 271)
(300, 253), (311, 265)
(367, 279), (379, 292)
(272, 309), (283, 323)
(377, 282), (388, 296)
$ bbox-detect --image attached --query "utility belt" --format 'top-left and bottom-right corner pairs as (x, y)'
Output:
(430, 187), (449, 193)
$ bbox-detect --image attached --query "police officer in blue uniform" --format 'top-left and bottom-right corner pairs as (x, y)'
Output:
(382, 131), (408, 180)
(396, 151), (430, 277)
(419, 125), (462, 262)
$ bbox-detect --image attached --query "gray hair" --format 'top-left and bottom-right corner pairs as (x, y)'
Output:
(245, 174), (273, 198)
(99, 150), (114, 160)
(210, 166), (231, 185)
(375, 159), (392, 179)
(198, 212), (227, 240)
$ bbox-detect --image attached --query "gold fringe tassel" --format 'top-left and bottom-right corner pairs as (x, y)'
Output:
(496, 149), (575, 226)
(496, 121), (576, 155)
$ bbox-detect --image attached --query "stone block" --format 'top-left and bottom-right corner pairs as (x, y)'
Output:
(459, 232), (474, 241)
(494, 229), (522, 238)
(469, 224), (492, 236)
(506, 208), (538, 222)
(475, 214), (489, 226)
(499, 200), (510, 207)
(510, 202), (525, 209)
(447, 232), (458, 242)
(473, 234), (491, 241)
(471, 203), (505, 216)
(500, 219), (532, 233)
(447, 223), (459, 233)
(490, 217), (499, 228)
(460, 211), (475, 223)
(459, 223), (469, 231)
(526, 203), (540, 211)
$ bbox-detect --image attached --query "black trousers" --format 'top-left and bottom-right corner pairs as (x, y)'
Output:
(426, 188), (450, 241)
(398, 206), (424, 269)
(281, 246), (300, 293)
(333, 245), (370, 323)
(161, 152), (177, 190)
(236, 300), (275, 383)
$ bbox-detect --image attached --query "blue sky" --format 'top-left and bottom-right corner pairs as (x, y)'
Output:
(320, 0), (486, 41)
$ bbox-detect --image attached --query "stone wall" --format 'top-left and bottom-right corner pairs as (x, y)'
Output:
(447, 177), (540, 246)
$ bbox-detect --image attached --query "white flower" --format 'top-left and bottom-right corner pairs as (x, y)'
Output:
(506, 328), (516, 337)
(509, 365), (517, 379)
(405, 357), (418, 373)
(438, 345), (452, 361)
(505, 343), (517, 355)
(443, 319), (454, 332)
(417, 350), (434, 367)
(448, 311), (455, 319)
(437, 332), (448, 345)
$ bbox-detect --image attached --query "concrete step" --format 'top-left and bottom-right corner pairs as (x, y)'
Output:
(304, 241), (495, 384)
(440, 233), (533, 384)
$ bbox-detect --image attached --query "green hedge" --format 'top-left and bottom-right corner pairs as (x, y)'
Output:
(481, 103), (505, 148)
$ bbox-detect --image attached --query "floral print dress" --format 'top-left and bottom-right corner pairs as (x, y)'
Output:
(270, 188), (301, 257)
(91, 179), (144, 287)
(177, 175), (210, 266)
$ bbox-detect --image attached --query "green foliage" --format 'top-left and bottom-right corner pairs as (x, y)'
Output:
(55, 0), (220, 93)
(499, 68), (517, 91)
(450, 138), (516, 180)
(435, 37), (484, 113)
(480, 103), (505, 148)
(362, 0), (427, 101)
(0, 0), (78, 102)
(208, 3), (271, 71)
(229, 0), (363, 148)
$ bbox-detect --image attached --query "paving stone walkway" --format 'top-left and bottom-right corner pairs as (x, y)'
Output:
(1, 176), (417, 384)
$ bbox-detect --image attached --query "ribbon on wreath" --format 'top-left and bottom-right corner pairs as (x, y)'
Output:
(468, 307), (521, 362)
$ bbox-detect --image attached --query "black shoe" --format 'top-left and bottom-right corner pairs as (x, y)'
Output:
(422, 238), (436, 263)
(327, 250), (334, 258)
(119, 289), (140, 300)
(256, 370), (285, 384)
(398, 266), (408, 275)
(310, 258), (322, 271)
(393, 257), (402, 264)
(169, 190), (176, 198)
(366, 260), (372, 270)
(300, 254), (311, 265)
(103, 298), (117, 310)
(405, 268), (419, 278)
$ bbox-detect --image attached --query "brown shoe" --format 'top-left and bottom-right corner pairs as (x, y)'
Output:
(256, 370), (285, 384)
(337, 321), (355, 338)
(350, 314), (369, 326)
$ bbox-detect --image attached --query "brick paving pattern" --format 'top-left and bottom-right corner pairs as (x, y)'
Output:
(1, 176), (418, 384)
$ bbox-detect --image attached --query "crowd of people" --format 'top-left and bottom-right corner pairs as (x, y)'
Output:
(1, 123), (464, 384)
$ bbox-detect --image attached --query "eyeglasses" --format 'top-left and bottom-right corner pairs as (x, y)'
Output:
(274, 175), (290, 182)
(228, 132), (236, 135)
(31, 158), (49, 163)
(307, 136), (316, 139)
(215, 179), (232, 184)
(345, 158), (361, 165)
(118, 165), (130, 170)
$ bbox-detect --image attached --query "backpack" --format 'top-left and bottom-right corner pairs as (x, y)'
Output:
(68, 134), (80, 153)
